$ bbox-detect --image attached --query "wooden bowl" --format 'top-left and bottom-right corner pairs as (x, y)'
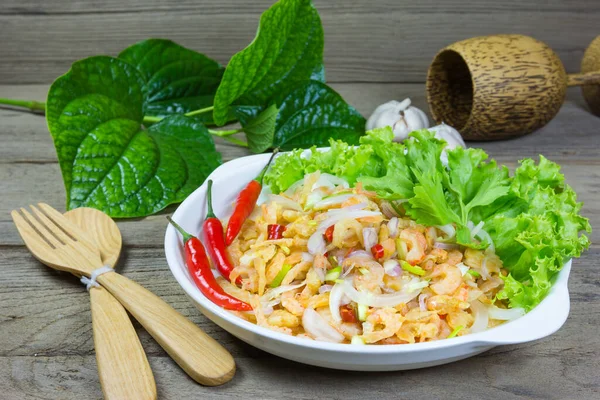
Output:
(581, 35), (600, 116)
(426, 34), (567, 140)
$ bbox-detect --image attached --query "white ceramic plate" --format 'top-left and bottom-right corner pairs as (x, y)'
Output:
(164, 151), (571, 371)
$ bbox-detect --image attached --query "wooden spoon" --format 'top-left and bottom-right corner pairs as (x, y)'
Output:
(65, 208), (156, 400)
(62, 206), (236, 386)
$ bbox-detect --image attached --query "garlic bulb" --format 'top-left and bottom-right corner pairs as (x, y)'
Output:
(428, 122), (467, 166)
(366, 98), (429, 142)
(428, 122), (466, 149)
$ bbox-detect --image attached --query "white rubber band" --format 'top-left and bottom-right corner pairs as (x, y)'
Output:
(81, 265), (114, 291)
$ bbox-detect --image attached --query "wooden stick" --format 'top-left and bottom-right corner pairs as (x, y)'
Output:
(97, 271), (236, 386)
(567, 71), (600, 87)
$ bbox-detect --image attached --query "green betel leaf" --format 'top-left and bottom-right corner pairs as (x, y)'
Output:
(119, 39), (224, 123)
(46, 56), (221, 217)
(272, 81), (366, 150)
(212, 0), (324, 125)
(237, 104), (279, 154)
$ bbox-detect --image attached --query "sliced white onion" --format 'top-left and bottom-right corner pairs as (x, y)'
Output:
(305, 191), (324, 209)
(340, 294), (352, 306)
(488, 305), (526, 321)
(457, 262), (469, 276)
(311, 173), (349, 190)
(362, 228), (378, 252)
(302, 308), (345, 343)
(314, 267), (326, 283)
(470, 221), (485, 238)
(341, 278), (423, 307)
(476, 228), (495, 253)
(307, 231), (327, 255)
(316, 209), (381, 232)
(257, 185), (273, 206)
(405, 280), (430, 293)
(314, 194), (354, 210)
(470, 300), (489, 333)
(301, 252), (314, 263)
(326, 202), (368, 214)
(465, 280), (479, 289)
(267, 194), (302, 211)
(433, 242), (460, 250)
(346, 250), (373, 260)
(329, 283), (345, 323)
(263, 281), (306, 302)
(480, 257), (491, 281)
(263, 307), (274, 316)
(387, 217), (399, 238)
(318, 284), (333, 294)
(380, 202), (399, 219)
(284, 178), (305, 197)
(383, 259), (402, 277)
(239, 252), (255, 266)
(418, 293), (429, 311)
(436, 224), (456, 239)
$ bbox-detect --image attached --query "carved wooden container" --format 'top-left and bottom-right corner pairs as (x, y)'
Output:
(426, 34), (600, 140)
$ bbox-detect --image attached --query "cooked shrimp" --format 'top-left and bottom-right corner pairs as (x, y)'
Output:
(446, 310), (474, 332)
(399, 229), (427, 265)
(426, 295), (469, 314)
(344, 255), (384, 292)
(281, 290), (305, 316)
(396, 309), (441, 343)
(429, 264), (462, 295)
(362, 308), (404, 343)
(267, 310), (301, 328)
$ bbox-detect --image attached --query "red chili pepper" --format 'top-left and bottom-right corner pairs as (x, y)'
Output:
(203, 180), (241, 285)
(167, 216), (251, 311)
(225, 149), (279, 246)
(324, 225), (335, 242)
(371, 243), (384, 259)
(339, 305), (357, 323)
(267, 224), (286, 240)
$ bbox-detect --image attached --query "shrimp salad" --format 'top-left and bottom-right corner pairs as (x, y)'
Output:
(218, 171), (523, 344)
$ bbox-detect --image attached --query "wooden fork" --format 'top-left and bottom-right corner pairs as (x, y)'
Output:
(11, 203), (236, 386)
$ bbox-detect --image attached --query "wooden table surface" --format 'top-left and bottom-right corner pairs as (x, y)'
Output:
(1, 0), (599, 398)
(0, 84), (598, 399)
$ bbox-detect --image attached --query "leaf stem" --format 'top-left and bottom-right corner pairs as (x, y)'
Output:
(185, 106), (214, 117)
(142, 115), (162, 124)
(0, 98), (45, 112)
(142, 106), (215, 125)
(220, 136), (249, 147)
(208, 128), (244, 137)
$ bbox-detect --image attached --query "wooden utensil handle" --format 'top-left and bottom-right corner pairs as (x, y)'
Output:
(97, 271), (235, 386)
(567, 71), (600, 86)
(90, 287), (157, 400)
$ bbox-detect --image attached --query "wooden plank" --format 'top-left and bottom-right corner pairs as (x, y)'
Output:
(0, 10), (597, 83)
(0, 246), (598, 399)
(3, 0), (599, 15)
(1, 84), (599, 163)
(1, 348), (598, 400)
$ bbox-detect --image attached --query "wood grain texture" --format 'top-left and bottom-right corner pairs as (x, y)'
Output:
(0, 4), (598, 84)
(1, 78), (599, 398)
(3, 0), (600, 15)
(65, 208), (157, 400)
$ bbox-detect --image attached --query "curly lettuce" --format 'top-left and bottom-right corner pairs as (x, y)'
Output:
(264, 127), (591, 310)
